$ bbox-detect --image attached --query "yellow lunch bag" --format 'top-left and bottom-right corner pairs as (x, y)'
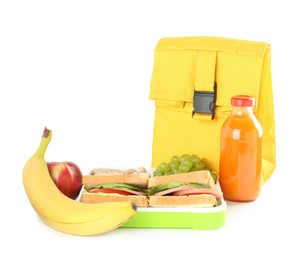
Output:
(149, 36), (276, 185)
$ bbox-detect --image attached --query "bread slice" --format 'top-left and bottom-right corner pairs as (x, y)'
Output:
(148, 170), (215, 188)
(83, 172), (149, 189)
(148, 194), (217, 208)
(81, 192), (149, 207)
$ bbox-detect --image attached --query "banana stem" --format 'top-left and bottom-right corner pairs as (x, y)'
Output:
(34, 127), (52, 158)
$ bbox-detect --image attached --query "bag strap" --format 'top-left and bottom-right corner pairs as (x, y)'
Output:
(192, 50), (217, 120)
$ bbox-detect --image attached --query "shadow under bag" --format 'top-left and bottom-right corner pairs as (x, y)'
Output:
(149, 36), (276, 185)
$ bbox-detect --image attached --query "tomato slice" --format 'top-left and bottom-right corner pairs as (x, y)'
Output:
(89, 188), (132, 196)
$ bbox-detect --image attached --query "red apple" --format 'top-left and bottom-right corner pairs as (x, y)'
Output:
(47, 161), (83, 200)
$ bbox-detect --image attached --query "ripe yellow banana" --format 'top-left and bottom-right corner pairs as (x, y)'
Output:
(22, 127), (137, 236)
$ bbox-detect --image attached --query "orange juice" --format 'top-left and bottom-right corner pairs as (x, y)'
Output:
(219, 96), (262, 202)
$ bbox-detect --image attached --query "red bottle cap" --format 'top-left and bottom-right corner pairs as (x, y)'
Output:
(231, 95), (255, 107)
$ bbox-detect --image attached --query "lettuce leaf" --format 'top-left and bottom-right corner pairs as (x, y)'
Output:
(85, 183), (146, 192)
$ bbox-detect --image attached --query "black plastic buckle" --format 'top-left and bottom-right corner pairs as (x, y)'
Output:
(192, 83), (217, 120)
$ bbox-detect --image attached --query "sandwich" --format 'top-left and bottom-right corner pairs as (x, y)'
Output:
(81, 167), (149, 207)
(81, 167), (223, 208)
(148, 170), (223, 207)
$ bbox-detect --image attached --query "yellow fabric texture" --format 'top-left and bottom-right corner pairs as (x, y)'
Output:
(149, 36), (276, 185)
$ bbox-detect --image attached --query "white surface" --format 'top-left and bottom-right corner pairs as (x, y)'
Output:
(0, 0), (295, 259)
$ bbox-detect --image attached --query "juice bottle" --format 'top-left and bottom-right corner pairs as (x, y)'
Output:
(219, 95), (262, 202)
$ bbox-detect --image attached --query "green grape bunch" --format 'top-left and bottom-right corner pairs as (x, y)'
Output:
(154, 154), (218, 183)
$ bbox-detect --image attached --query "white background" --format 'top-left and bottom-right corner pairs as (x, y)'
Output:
(1, 0), (295, 259)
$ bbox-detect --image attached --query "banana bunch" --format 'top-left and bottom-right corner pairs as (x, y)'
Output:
(22, 127), (137, 236)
